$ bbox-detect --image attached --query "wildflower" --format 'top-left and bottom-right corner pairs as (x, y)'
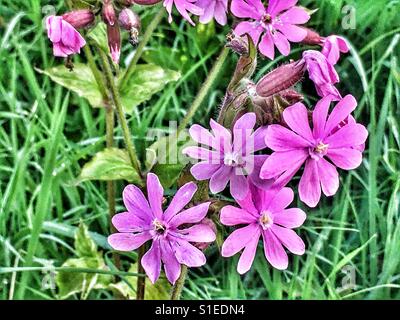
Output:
(302, 50), (341, 100)
(221, 182), (306, 273)
(108, 173), (215, 284)
(260, 95), (368, 207)
(196, 0), (228, 26)
(46, 16), (86, 57)
(106, 23), (121, 64)
(231, 0), (310, 59)
(183, 113), (271, 200)
(163, 0), (204, 26)
(102, 0), (117, 26)
(322, 35), (350, 65)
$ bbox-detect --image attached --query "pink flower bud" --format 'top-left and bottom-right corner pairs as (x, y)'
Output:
(255, 60), (306, 98)
(300, 27), (323, 45)
(107, 23), (121, 63)
(118, 8), (141, 45)
(62, 9), (95, 29)
(194, 218), (217, 251)
(102, 0), (117, 26)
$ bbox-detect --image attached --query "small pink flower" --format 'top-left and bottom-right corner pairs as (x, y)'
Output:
(183, 113), (271, 200)
(302, 50), (341, 101)
(260, 95), (368, 207)
(322, 35), (350, 65)
(221, 181), (306, 273)
(46, 15), (86, 57)
(108, 173), (215, 284)
(196, 0), (228, 25)
(231, 0), (310, 59)
(164, 0), (204, 26)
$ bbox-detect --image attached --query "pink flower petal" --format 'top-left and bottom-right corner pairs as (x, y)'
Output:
(248, 155), (274, 190)
(191, 162), (221, 180)
(325, 123), (368, 149)
(160, 240), (181, 285)
(141, 240), (161, 284)
(220, 205), (258, 226)
(265, 124), (311, 151)
(175, 224), (216, 242)
(183, 146), (221, 162)
(252, 126), (269, 152)
(273, 208), (306, 228)
(283, 103), (314, 141)
(108, 231), (152, 251)
(163, 182), (197, 221)
(236, 186), (259, 215)
(326, 148), (362, 170)
(214, 0), (228, 25)
(271, 225), (305, 255)
(123, 185), (153, 222)
(268, 187), (294, 213)
(221, 223), (259, 257)
(317, 158), (339, 196)
(210, 119), (232, 153)
(198, 0), (215, 24)
(189, 124), (215, 148)
(262, 229), (288, 270)
(46, 16), (62, 43)
(272, 31), (291, 56)
(258, 32), (275, 60)
(279, 7), (310, 24)
(210, 165), (232, 194)
(111, 212), (147, 233)
(299, 158), (321, 207)
(267, 0), (297, 17)
(231, 0), (264, 19)
(171, 238), (206, 267)
(275, 23), (307, 42)
(230, 172), (249, 200)
(234, 21), (263, 47)
(260, 149), (308, 180)
(147, 173), (164, 219)
(312, 95), (334, 138)
(168, 202), (210, 227)
(324, 95), (358, 135)
(237, 229), (261, 274)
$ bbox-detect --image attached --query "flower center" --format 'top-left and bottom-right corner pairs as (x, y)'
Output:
(259, 211), (273, 230)
(224, 152), (244, 167)
(309, 141), (329, 160)
(262, 14), (272, 24)
(152, 219), (167, 235)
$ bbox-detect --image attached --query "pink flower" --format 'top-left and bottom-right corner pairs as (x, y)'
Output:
(260, 95), (368, 207)
(322, 35), (350, 65)
(231, 0), (310, 59)
(183, 113), (271, 200)
(221, 182), (306, 273)
(302, 50), (341, 101)
(46, 15), (86, 57)
(108, 173), (215, 284)
(196, 0), (228, 25)
(163, 0), (204, 26)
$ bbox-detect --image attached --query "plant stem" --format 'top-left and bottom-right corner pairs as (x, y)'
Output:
(177, 47), (229, 133)
(98, 49), (142, 177)
(170, 265), (188, 300)
(119, 7), (165, 91)
(136, 245), (146, 300)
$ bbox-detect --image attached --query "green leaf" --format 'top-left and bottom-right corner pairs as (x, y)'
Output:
(78, 148), (141, 184)
(38, 64), (103, 108)
(146, 132), (193, 189)
(108, 264), (171, 300)
(75, 223), (98, 258)
(119, 64), (180, 113)
(87, 23), (108, 54)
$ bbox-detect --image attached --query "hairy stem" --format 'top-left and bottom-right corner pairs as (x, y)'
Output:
(177, 47), (230, 133)
(119, 7), (165, 91)
(170, 265), (188, 300)
(98, 49), (142, 176)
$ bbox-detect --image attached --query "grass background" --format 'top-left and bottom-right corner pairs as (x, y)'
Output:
(0, 0), (400, 299)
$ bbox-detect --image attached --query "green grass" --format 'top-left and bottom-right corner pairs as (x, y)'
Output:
(0, 0), (400, 299)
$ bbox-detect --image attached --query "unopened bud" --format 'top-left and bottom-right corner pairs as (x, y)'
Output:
(195, 218), (217, 251)
(226, 31), (248, 56)
(119, 8), (141, 45)
(107, 23), (121, 63)
(102, 0), (117, 26)
(255, 60), (306, 98)
(300, 27), (323, 45)
(62, 9), (95, 29)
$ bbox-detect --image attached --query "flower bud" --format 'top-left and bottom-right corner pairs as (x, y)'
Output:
(107, 23), (121, 63)
(300, 27), (323, 45)
(226, 31), (248, 56)
(195, 218), (217, 250)
(102, 0), (116, 26)
(62, 9), (95, 29)
(118, 8), (141, 45)
(255, 60), (306, 98)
